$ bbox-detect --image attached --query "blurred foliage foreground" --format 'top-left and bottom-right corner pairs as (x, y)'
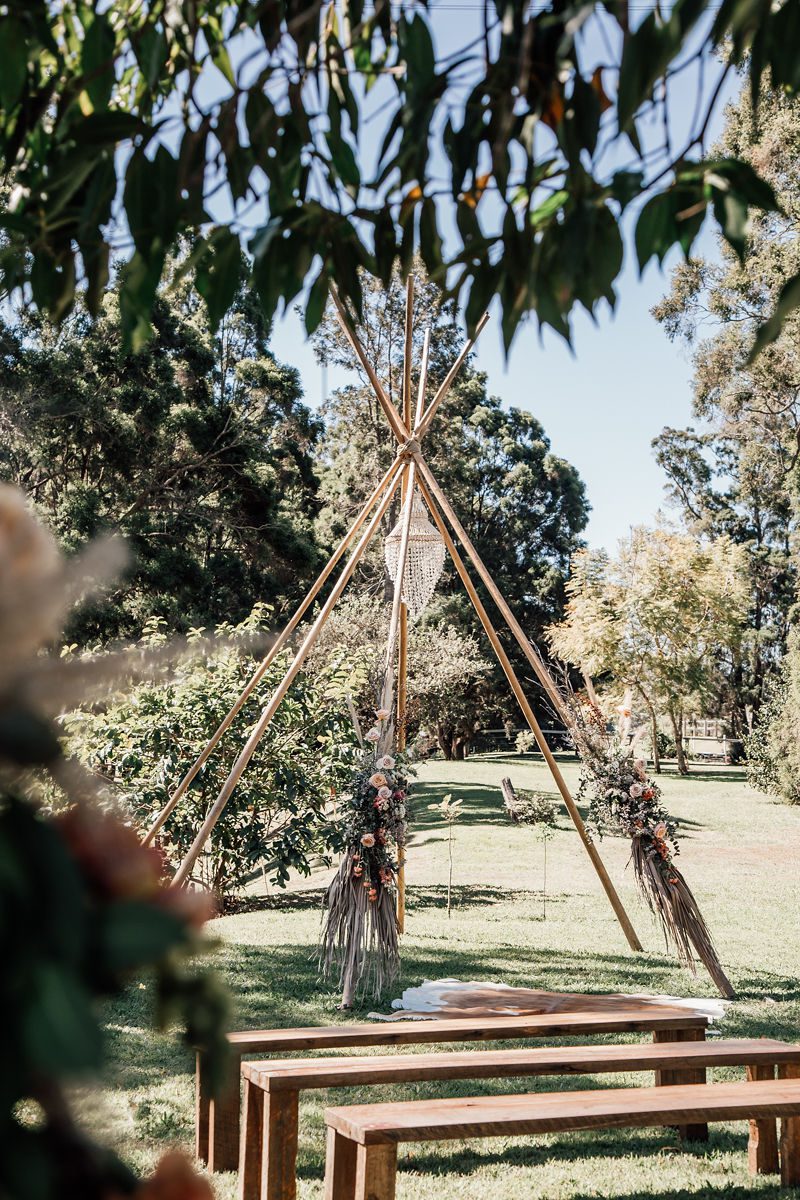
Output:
(0, 483), (231, 1200)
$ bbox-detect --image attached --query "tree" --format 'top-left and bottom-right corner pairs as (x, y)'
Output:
(0, 263), (322, 643)
(67, 612), (359, 896)
(408, 624), (493, 760)
(307, 594), (494, 760)
(314, 266), (590, 648)
(745, 628), (800, 805)
(652, 80), (800, 732)
(548, 527), (749, 774)
(0, 1), (795, 353)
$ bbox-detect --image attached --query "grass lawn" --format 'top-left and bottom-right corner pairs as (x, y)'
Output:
(84, 752), (800, 1198)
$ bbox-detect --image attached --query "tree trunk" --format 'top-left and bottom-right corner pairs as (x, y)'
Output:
(636, 686), (661, 775)
(669, 706), (689, 774)
(437, 724), (456, 760)
(649, 708), (662, 774)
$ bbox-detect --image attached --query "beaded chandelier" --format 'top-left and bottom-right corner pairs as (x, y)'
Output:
(384, 490), (445, 619)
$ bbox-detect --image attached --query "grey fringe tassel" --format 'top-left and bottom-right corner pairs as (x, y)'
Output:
(320, 851), (400, 1006)
(631, 840), (735, 999)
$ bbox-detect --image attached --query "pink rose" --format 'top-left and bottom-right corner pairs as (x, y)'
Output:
(365, 727), (381, 744)
(377, 785), (392, 799)
(629, 783), (643, 798)
(360, 833), (376, 847)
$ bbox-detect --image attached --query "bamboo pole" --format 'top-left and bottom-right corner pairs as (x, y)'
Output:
(416, 473), (643, 953)
(414, 457), (574, 725)
(403, 275), (415, 431)
(383, 461), (417, 683)
(171, 464), (405, 888)
(414, 311), (489, 442)
(330, 287), (409, 445)
(396, 599), (408, 935)
(142, 459), (402, 847)
(415, 328), (431, 427)
(396, 324), (430, 931)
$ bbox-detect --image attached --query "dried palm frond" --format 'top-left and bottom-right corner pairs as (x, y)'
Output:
(631, 840), (734, 998)
(320, 850), (400, 1005)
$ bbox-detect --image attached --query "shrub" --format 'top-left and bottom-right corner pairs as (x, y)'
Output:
(515, 730), (538, 754)
(746, 635), (800, 804)
(67, 613), (361, 893)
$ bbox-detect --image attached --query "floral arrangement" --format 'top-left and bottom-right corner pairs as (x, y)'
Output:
(570, 698), (734, 998)
(320, 705), (410, 1004)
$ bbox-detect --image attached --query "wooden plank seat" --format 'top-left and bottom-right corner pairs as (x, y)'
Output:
(199, 1006), (711, 1172)
(324, 1071), (800, 1200)
(239, 1038), (800, 1200)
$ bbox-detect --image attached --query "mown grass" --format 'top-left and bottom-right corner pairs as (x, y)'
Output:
(81, 752), (800, 1198)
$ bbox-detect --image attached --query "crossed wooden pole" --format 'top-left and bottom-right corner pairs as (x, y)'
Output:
(156, 278), (642, 954)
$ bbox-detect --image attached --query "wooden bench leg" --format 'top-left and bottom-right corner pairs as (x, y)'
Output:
(262, 1090), (300, 1200)
(779, 1063), (800, 1187)
(324, 1128), (358, 1200)
(748, 1064), (779, 1175)
(196, 1051), (210, 1164)
(238, 1079), (265, 1200)
(208, 1060), (242, 1173)
(653, 1028), (708, 1143)
(355, 1143), (398, 1200)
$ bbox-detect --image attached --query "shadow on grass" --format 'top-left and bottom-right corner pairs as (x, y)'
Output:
(383, 1126), (754, 1181)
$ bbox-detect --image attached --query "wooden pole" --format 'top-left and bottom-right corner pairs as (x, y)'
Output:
(383, 461), (417, 686)
(414, 457), (576, 728)
(396, 322), (430, 932)
(416, 473), (643, 953)
(330, 286), (409, 445)
(171, 464), (405, 888)
(402, 275), (415, 432)
(142, 459), (402, 847)
(414, 312), (489, 442)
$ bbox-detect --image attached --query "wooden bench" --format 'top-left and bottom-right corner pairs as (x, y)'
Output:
(325, 1070), (800, 1199)
(240, 1038), (800, 1200)
(197, 1006), (710, 1171)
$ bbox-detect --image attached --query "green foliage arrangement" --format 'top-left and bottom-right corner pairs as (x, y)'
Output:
(68, 611), (361, 895)
(0, 1), (796, 352)
(0, 484), (227, 1200)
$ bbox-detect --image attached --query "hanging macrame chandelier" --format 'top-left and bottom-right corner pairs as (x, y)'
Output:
(384, 490), (446, 619)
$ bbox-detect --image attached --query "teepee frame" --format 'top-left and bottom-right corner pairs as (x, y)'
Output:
(157, 277), (643, 954)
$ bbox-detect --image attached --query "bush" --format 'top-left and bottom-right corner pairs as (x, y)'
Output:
(515, 730), (538, 754)
(68, 613), (361, 893)
(746, 637), (800, 804)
